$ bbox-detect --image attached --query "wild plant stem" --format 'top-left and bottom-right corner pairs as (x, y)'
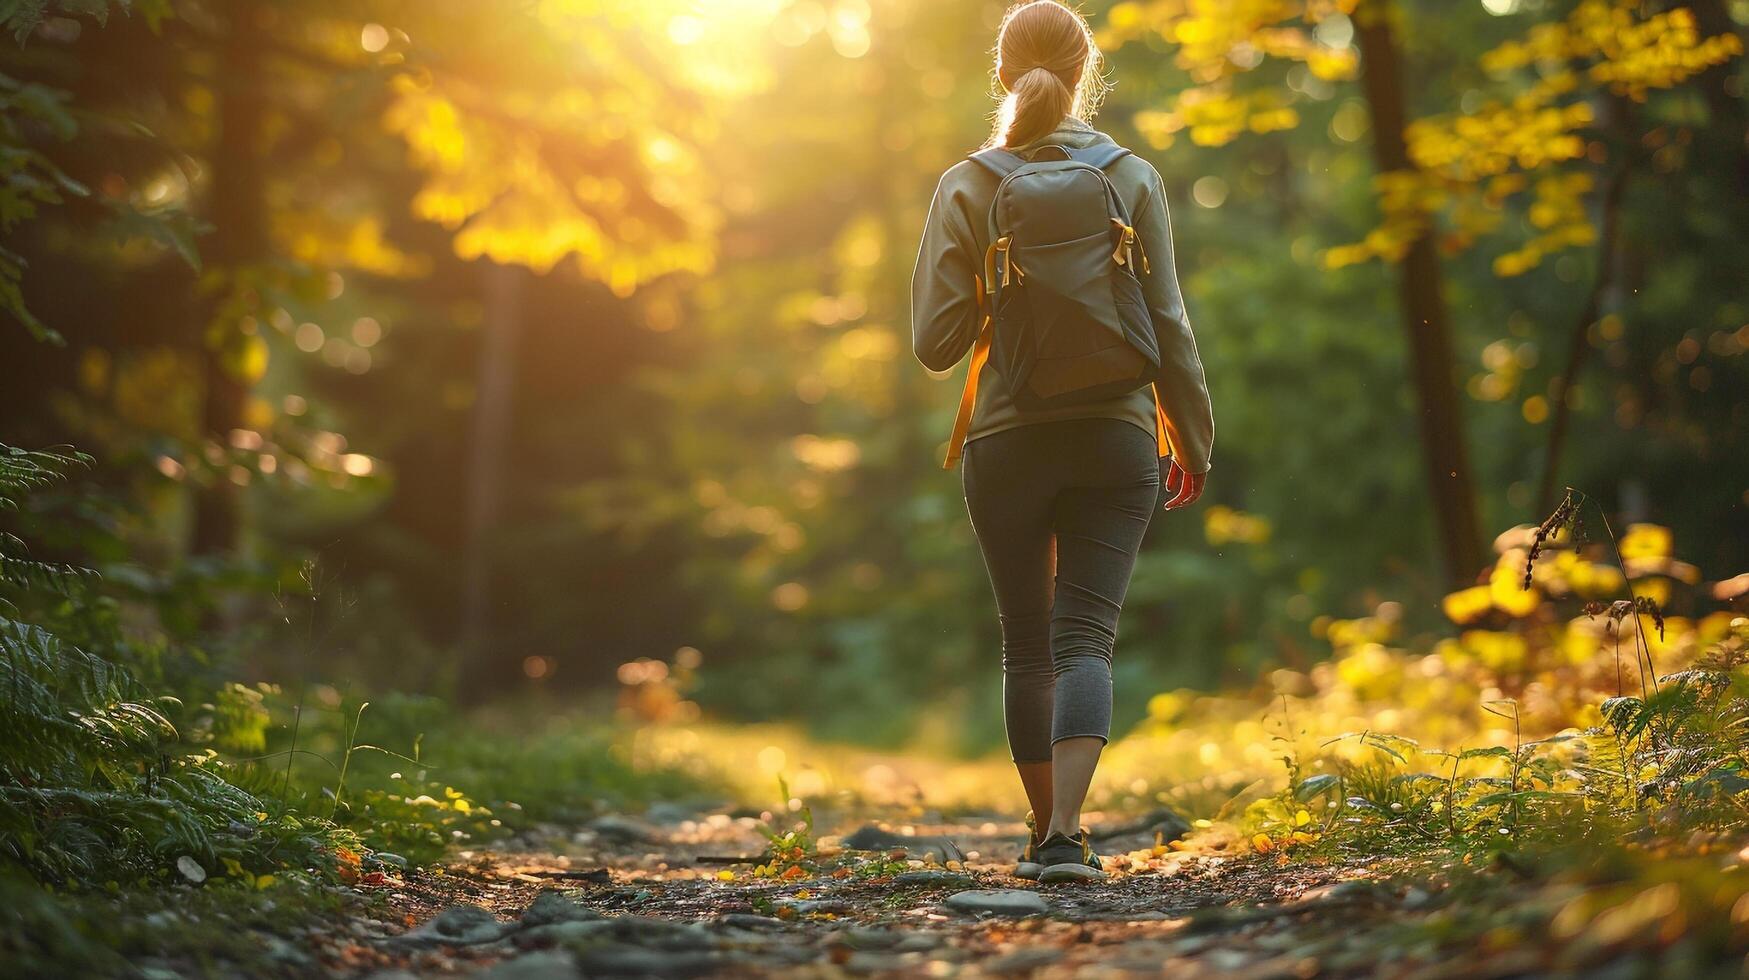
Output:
(1445, 753), (1460, 841)
(1612, 623), (1624, 698)
(1509, 703), (1522, 834)
(1575, 488), (1663, 751)
(1585, 491), (1659, 692)
(278, 700), (302, 818)
(331, 701), (370, 820)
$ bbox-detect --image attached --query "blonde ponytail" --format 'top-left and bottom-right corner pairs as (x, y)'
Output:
(990, 1), (1108, 149)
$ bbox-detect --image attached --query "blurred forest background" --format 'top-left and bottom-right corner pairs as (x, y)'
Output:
(3, 0), (1746, 758)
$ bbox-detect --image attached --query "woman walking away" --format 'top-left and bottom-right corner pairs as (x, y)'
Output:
(910, 0), (1214, 884)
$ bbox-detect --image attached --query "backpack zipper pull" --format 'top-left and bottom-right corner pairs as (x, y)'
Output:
(995, 236), (1018, 287)
(1111, 225), (1135, 268)
(1110, 225), (1150, 275)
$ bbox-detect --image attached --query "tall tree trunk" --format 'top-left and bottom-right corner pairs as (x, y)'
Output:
(460, 262), (523, 698)
(192, 0), (266, 557)
(1353, 0), (1485, 585)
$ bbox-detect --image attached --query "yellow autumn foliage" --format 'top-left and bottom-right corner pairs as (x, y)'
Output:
(1104, 0), (1356, 148)
(378, 3), (725, 296)
(1091, 0), (1744, 278)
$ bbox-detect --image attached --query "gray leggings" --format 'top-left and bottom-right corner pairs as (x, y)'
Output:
(962, 419), (1160, 763)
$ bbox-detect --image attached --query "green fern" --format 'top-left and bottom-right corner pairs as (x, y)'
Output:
(0, 442), (334, 886)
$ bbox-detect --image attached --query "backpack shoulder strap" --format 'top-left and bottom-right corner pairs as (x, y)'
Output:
(1068, 143), (1132, 171)
(943, 278), (995, 470)
(968, 147), (1028, 177)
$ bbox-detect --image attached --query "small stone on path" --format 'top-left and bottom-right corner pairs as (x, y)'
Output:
(514, 919), (613, 948)
(943, 888), (1051, 916)
(392, 904), (509, 946)
(710, 912), (793, 931)
(839, 926), (902, 950)
(519, 890), (599, 927)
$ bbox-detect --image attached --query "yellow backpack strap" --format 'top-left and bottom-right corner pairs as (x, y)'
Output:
(1151, 383), (1176, 461)
(943, 274), (994, 470)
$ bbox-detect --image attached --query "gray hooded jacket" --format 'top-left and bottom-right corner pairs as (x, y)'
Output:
(910, 117), (1214, 474)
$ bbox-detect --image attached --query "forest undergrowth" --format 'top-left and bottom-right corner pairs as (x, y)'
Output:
(5, 440), (1749, 973)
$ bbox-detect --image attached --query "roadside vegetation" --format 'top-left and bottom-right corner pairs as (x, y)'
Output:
(8, 434), (1748, 971)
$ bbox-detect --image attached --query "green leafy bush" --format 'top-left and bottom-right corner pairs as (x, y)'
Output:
(0, 445), (337, 888)
(1239, 491), (1749, 860)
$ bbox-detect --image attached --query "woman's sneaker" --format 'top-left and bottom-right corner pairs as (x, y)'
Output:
(1035, 829), (1105, 883)
(1015, 810), (1044, 880)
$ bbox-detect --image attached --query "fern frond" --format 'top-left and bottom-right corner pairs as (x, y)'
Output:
(0, 442), (336, 885)
(0, 445), (89, 507)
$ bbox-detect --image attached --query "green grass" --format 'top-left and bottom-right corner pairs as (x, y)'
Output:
(222, 690), (720, 864)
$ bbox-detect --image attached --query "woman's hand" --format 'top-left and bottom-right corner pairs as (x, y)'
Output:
(1162, 459), (1206, 511)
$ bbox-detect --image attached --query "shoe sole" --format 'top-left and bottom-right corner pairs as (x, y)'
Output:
(1015, 862), (1043, 880)
(1038, 863), (1106, 883)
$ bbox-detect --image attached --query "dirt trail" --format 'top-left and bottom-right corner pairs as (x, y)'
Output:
(290, 808), (1402, 978)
